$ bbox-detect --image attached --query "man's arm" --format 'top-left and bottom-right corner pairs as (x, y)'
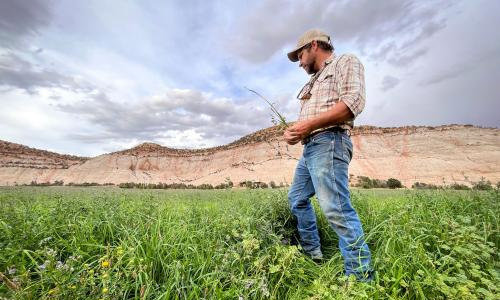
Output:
(283, 102), (353, 145)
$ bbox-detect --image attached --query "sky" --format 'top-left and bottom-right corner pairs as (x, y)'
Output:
(0, 0), (499, 157)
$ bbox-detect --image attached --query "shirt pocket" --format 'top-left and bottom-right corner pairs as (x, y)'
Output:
(311, 69), (335, 98)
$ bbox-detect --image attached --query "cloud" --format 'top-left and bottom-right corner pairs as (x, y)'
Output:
(380, 75), (400, 91)
(419, 63), (472, 87)
(56, 88), (273, 146)
(0, 52), (92, 93)
(229, 0), (450, 65)
(387, 48), (428, 66)
(0, 0), (52, 47)
(419, 47), (500, 86)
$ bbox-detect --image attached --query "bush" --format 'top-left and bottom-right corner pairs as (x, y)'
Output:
(355, 176), (373, 189)
(386, 178), (403, 189)
(119, 182), (134, 188)
(355, 176), (388, 189)
(447, 183), (470, 190)
(472, 178), (493, 190)
(197, 183), (214, 190)
(412, 182), (440, 189)
(225, 177), (233, 188)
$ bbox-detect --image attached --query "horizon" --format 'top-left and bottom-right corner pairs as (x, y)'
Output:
(1, 123), (495, 157)
(1, 0), (499, 156)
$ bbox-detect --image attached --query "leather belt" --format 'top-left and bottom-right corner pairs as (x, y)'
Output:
(301, 127), (348, 145)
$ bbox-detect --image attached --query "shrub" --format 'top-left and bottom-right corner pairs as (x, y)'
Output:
(412, 182), (440, 189)
(225, 177), (233, 188)
(197, 183), (214, 190)
(355, 176), (373, 189)
(118, 182), (135, 188)
(386, 178), (402, 189)
(447, 183), (470, 190)
(355, 176), (388, 189)
(472, 178), (493, 190)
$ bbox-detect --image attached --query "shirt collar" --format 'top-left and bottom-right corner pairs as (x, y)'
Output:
(324, 53), (335, 65)
(313, 53), (336, 76)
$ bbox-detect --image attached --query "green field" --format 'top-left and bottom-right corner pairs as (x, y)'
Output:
(0, 187), (498, 299)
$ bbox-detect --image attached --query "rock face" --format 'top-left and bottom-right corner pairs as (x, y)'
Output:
(0, 125), (499, 187)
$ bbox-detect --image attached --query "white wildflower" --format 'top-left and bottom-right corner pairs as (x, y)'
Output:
(56, 261), (64, 269)
(38, 236), (53, 246)
(46, 248), (57, 257)
(8, 266), (17, 275)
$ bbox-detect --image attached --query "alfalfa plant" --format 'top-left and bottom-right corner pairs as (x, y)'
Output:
(245, 87), (288, 129)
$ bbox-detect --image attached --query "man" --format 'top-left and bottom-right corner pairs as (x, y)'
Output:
(284, 29), (373, 281)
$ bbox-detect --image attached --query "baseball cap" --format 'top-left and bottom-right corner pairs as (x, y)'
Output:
(287, 29), (331, 62)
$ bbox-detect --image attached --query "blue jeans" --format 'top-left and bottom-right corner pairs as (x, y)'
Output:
(288, 131), (372, 280)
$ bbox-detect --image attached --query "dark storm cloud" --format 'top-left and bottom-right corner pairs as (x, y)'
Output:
(0, 0), (53, 47)
(230, 0), (450, 65)
(57, 89), (271, 144)
(0, 52), (93, 93)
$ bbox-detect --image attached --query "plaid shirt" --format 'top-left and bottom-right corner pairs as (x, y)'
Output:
(297, 53), (365, 132)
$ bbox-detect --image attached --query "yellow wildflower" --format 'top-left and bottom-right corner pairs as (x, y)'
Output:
(48, 288), (58, 295)
(102, 287), (109, 294)
(101, 260), (110, 268)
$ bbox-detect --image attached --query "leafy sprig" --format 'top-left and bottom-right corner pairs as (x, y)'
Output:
(245, 87), (288, 129)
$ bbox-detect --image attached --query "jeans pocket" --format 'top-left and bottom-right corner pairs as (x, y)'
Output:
(341, 135), (353, 162)
(307, 134), (333, 159)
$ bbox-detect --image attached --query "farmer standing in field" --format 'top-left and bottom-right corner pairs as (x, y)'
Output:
(284, 29), (373, 281)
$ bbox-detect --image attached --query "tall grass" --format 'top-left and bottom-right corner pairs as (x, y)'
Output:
(0, 187), (498, 299)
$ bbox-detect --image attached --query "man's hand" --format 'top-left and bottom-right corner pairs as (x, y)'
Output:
(284, 120), (313, 145)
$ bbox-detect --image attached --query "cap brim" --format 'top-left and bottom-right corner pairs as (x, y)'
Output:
(287, 48), (300, 62)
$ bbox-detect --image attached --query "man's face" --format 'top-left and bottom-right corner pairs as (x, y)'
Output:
(298, 44), (316, 75)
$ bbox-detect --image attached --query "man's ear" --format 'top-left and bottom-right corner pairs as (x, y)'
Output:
(311, 40), (318, 51)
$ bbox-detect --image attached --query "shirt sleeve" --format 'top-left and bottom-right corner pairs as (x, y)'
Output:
(338, 54), (366, 119)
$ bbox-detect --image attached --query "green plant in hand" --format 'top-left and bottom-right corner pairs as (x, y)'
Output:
(245, 87), (289, 129)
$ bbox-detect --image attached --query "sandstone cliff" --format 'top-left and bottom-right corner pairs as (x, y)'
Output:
(0, 125), (498, 187)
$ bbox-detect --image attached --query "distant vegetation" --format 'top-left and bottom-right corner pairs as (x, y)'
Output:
(353, 176), (403, 189)
(352, 176), (497, 191)
(412, 177), (496, 191)
(18, 181), (114, 187)
(15, 177), (498, 192)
